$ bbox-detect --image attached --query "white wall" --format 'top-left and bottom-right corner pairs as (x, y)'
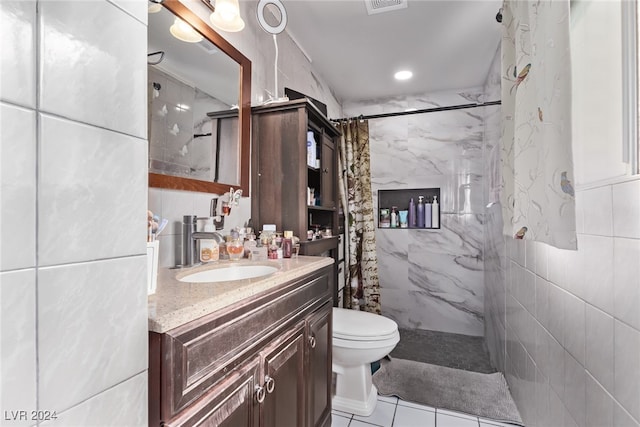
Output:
(1, 0), (149, 425)
(483, 2), (640, 426)
(149, 0), (342, 268)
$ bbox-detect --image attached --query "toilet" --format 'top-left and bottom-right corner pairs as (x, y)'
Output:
(332, 307), (400, 416)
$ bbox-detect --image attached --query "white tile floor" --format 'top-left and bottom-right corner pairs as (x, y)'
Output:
(331, 395), (518, 427)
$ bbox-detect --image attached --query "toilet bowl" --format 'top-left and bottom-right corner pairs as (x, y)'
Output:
(332, 307), (400, 416)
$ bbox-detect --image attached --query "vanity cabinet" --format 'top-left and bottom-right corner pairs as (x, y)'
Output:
(251, 99), (341, 304)
(148, 266), (333, 427)
(251, 99), (340, 245)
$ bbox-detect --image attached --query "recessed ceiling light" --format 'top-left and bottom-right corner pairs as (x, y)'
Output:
(394, 70), (413, 80)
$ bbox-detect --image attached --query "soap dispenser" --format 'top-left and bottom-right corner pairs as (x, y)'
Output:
(431, 196), (439, 228)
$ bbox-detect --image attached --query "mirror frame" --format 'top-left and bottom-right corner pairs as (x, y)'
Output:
(148, 0), (252, 196)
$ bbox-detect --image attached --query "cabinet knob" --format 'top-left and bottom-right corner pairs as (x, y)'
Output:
(323, 168), (329, 173)
(265, 375), (275, 393)
(255, 385), (266, 403)
(308, 335), (317, 349)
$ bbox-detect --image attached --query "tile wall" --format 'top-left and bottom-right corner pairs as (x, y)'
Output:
(343, 90), (492, 336)
(149, 0), (342, 268)
(1, 1), (148, 424)
(482, 9), (640, 426)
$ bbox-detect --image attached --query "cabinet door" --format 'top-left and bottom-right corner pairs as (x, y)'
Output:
(320, 133), (336, 209)
(261, 321), (306, 427)
(307, 302), (332, 427)
(167, 356), (261, 427)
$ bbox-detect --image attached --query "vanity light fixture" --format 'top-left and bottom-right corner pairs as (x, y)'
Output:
(170, 17), (203, 43)
(394, 70), (413, 80)
(209, 0), (245, 32)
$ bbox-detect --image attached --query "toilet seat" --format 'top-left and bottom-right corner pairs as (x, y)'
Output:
(333, 334), (399, 350)
(332, 308), (398, 341)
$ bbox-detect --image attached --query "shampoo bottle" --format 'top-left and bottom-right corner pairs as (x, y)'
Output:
(431, 196), (439, 228)
(417, 196), (425, 228)
(408, 198), (416, 228)
(425, 197), (432, 228)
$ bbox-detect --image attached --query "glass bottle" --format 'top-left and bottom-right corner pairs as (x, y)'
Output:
(268, 237), (279, 260)
(282, 230), (293, 258)
(227, 230), (244, 261)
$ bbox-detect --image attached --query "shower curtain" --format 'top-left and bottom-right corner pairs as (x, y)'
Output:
(500, 0), (577, 250)
(337, 119), (381, 314)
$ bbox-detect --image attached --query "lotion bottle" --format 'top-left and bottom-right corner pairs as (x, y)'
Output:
(425, 197), (432, 228)
(417, 196), (425, 228)
(431, 195), (439, 228)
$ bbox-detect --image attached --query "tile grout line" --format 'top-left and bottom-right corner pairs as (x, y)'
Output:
(35, 0), (42, 423)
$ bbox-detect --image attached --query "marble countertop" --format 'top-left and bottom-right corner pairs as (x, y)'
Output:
(148, 256), (334, 333)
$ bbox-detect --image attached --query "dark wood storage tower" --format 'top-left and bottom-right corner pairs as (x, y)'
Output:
(251, 99), (341, 302)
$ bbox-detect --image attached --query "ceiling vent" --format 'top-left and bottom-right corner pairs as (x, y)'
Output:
(364, 0), (407, 15)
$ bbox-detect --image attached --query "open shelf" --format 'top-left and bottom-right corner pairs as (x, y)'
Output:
(378, 188), (441, 229)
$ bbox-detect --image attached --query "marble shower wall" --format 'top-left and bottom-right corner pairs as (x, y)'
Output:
(344, 89), (497, 336)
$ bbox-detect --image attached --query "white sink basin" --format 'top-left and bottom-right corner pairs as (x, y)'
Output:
(178, 264), (279, 283)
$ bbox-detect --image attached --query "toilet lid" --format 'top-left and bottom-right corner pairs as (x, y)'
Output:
(332, 308), (398, 340)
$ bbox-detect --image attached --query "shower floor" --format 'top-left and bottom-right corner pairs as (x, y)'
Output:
(389, 328), (496, 374)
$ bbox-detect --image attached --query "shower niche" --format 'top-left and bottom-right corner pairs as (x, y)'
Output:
(377, 188), (441, 229)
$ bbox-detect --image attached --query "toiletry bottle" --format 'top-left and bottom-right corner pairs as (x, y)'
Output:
(431, 195), (439, 228)
(227, 230), (244, 261)
(252, 241), (268, 261)
(390, 206), (398, 228)
(307, 131), (317, 167)
(244, 233), (257, 259)
(268, 237), (279, 260)
(425, 196), (432, 228)
(408, 198), (416, 228)
(282, 230), (293, 258)
(417, 196), (425, 228)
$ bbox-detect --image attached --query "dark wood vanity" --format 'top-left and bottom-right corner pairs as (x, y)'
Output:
(148, 259), (334, 427)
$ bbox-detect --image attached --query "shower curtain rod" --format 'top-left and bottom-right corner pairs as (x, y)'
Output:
(331, 100), (501, 122)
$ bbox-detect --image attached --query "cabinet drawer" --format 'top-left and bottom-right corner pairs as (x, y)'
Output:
(165, 356), (261, 427)
(160, 268), (331, 419)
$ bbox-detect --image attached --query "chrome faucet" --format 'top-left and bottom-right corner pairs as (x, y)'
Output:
(180, 215), (224, 267)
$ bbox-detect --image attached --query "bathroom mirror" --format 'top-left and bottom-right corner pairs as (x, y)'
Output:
(148, 0), (251, 195)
